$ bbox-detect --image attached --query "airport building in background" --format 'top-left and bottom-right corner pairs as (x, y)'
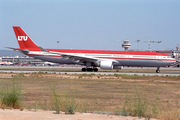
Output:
(0, 56), (44, 65)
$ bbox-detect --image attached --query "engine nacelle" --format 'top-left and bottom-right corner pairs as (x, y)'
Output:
(100, 61), (113, 69)
(113, 66), (123, 69)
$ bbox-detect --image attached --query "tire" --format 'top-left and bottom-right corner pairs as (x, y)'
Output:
(81, 68), (86, 72)
(87, 68), (93, 72)
(93, 68), (98, 72)
(156, 70), (160, 73)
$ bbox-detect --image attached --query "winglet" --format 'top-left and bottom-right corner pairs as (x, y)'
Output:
(13, 26), (41, 51)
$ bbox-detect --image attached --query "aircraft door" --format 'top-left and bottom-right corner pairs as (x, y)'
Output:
(155, 54), (162, 66)
(158, 54), (162, 61)
(125, 53), (129, 59)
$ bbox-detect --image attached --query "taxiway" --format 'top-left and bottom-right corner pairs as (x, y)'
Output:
(0, 66), (179, 76)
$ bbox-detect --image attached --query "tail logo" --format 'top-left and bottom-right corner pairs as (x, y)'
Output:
(18, 36), (28, 41)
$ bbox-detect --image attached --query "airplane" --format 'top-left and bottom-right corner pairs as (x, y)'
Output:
(0, 61), (14, 66)
(7, 26), (176, 73)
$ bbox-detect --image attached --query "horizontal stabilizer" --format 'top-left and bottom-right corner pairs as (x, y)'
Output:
(5, 47), (29, 54)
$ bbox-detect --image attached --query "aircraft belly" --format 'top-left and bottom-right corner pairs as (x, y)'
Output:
(117, 59), (173, 67)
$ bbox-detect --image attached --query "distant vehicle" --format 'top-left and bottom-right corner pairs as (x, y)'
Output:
(0, 61), (14, 66)
(44, 62), (59, 66)
(14, 63), (20, 66)
(21, 63), (29, 66)
(7, 26), (177, 73)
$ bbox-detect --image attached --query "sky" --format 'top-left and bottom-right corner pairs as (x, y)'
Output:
(1, 0), (180, 51)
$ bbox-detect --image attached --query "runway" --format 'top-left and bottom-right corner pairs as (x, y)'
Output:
(0, 66), (179, 76)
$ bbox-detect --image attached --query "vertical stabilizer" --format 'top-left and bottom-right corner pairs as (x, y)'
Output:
(13, 26), (41, 51)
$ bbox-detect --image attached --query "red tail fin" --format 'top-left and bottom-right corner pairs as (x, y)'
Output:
(13, 26), (41, 51)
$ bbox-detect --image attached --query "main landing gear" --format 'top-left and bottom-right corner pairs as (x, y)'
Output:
(156, 67), (160, 73)
(81, 67), (98, 72)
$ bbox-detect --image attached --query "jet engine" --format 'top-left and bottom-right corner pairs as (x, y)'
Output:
(113, 66), (123, 69)
(100, 61), (113, 69)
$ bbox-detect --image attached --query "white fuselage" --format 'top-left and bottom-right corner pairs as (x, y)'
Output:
(27, 51), (175, 68)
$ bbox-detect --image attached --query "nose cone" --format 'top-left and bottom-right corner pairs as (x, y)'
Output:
(164, 57), (177, 66)
(170, 58), (177, 65)
(173, 58), (177, 62)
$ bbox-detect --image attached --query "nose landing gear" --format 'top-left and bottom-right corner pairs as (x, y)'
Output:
(156, 67), (160, 73)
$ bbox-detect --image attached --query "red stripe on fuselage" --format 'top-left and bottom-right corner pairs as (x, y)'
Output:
(46, 49), (170, 56)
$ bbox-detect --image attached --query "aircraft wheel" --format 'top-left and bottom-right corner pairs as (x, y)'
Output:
(81, 68), (87, 72)
(93, 68), (98, 72)
(156, 70), (160, 73)
(87, 68), (93, 72)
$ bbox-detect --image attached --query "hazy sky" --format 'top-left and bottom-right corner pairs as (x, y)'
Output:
(1, 0), (180, 51)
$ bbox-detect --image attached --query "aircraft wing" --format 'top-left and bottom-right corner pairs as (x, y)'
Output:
(47, 51), (118, 63)
(48, 51), (99, 63)
(6, 46), (118, 64)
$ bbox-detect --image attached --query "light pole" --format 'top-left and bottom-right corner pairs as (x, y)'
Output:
(137, 40), (141, 50)
(57, 41), (60, 49)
